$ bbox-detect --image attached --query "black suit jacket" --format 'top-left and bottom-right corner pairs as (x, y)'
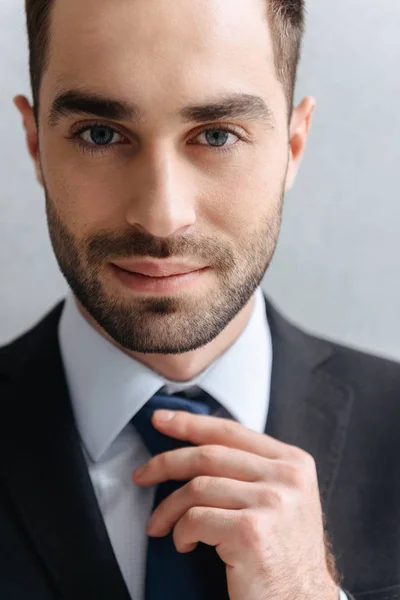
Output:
(1, 297), (399, 600)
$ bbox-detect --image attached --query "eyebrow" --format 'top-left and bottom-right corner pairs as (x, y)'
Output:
(48, 89), (275, 129)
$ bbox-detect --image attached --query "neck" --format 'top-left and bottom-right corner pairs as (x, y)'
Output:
(75, 294), (256, 382)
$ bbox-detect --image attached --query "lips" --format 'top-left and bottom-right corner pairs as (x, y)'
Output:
(111, 260), (206, 278)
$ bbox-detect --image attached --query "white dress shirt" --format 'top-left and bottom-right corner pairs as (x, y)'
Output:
(58, 286), (347, 600)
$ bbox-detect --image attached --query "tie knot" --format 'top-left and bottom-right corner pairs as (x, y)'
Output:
(131, 392), (212, 457)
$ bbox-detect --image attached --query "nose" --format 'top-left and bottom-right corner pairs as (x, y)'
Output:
(125, 147), (197, 238)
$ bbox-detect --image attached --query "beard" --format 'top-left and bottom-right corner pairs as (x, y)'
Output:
(44, 185), (284, 355)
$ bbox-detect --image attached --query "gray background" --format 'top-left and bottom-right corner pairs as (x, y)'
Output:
(1, 0), (400, 360)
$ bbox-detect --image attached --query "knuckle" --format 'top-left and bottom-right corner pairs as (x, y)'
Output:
(185, 506), (202, 526)
(300, 454), (317, 486)
(157, 451), (170, 470)
(281, 462), (306, 488)
(187, 476), (209, 497)
(292, 471), (308, 493)
(220, 419), (237, 437)
(257, 485), (284, 510)
(198, 444), (222, 467)
(238, 511), (265, 549)
(295, 448), (316, 469)
(287, 448), (317, 480)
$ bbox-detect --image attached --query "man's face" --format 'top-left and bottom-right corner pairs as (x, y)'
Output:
(35, 0), (296, 354)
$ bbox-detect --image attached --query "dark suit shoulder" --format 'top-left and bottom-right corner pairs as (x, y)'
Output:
(267, 296), (400, 396)
(265, 298), (400, 391)
(282, 312), (400, 438)
(326, 337), (400, 394)
(322, 338), (400, 450)
(0, 301), (65, 381)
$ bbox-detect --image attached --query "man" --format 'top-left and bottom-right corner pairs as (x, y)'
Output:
(1, 0), (399, 598)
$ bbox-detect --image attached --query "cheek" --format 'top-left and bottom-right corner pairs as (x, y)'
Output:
(41, 146), (127, 235)
(199, 155), (285, 238)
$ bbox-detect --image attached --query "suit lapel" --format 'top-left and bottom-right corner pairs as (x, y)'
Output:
(264, 297), (354, 508)
(0, 302), (131, 600)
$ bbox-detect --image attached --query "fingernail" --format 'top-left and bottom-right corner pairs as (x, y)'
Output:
(154, 409), (175, 421)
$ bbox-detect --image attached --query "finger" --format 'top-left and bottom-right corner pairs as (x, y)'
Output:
(172, 506), (240, 555)
(147, 476), (270, 536)
(133, 444), (278, 486)
(152, 410), (295, 460)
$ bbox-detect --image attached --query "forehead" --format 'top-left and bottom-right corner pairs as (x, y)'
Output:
(42, 0), (282, 117)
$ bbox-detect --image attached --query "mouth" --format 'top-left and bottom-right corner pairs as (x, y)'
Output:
(111, 259), (207, 278)
(109, 263), (210, 294)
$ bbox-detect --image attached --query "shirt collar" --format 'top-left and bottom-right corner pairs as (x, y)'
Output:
(58, 287), (272, 462)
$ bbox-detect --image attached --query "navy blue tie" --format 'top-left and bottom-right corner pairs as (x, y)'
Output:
(131, 391), (226, 600)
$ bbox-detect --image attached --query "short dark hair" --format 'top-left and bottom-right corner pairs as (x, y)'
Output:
(25, 0), (305, 124)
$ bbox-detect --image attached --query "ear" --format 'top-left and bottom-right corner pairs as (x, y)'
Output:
(284, 96), (316, 192)
(13, 95), (44, 187)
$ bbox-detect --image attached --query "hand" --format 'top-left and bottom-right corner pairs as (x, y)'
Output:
(132, 409), (340, 600)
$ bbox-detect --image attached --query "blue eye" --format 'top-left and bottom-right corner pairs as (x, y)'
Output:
(80, 125), (122, 146)
(204, 129), (230, 147)
(68, 122), (244, 156)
